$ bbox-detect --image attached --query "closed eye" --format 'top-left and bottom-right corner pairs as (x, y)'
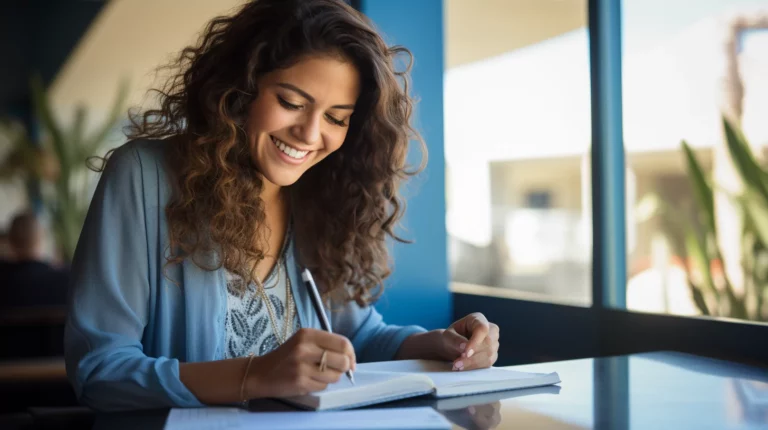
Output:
(325, 114), (347, 127)
(277, 96), (302, 110)
(279, 94), (347, 126)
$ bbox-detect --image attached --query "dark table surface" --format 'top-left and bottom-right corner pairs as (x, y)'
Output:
(92, 351), (768, 430)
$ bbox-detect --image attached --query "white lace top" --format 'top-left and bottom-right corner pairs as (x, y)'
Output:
(223, 232), (300, 359)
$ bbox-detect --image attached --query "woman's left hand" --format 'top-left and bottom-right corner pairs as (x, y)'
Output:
(441, 312), (499, 371)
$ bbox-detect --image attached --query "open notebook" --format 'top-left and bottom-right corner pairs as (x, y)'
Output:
(279, 359), (560, 411)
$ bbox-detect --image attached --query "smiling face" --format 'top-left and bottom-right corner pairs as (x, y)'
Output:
(245, 54), (361, 187)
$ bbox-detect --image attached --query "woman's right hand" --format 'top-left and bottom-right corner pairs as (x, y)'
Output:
(246, 328), (357, 398)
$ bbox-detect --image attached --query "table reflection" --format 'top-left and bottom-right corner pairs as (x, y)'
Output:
(380, 384), (562, 430)
(419, 352), (768, 429)
(440, 401), (501, 430)
(92, 352), (768, 430)
(485, 352), (768, 430)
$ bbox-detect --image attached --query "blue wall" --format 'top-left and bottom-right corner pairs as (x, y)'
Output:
(359, 0), (450, 330)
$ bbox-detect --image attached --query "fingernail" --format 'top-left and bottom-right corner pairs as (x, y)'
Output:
(467, 349), (475, 358)
(454, 361), (464, 371)
(468, 406), (476, 414)
(459, 342), (466, 351)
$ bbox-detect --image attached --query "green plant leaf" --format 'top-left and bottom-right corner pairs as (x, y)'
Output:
(68, 106), (88, 166)
(728, 293), (748, 320)
(684, 225), (718, 300)
(682, 140), (716, 235)
(83, 78), (129, 157)
(714, 252), (747, 318)
(741, 190), (768, 248)
(722, 116), (768, 202)
(687, 281), (710, 316)
(30, 75), (68, 165)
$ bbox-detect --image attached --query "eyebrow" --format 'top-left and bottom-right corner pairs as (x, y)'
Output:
(276, 83), (355, 110)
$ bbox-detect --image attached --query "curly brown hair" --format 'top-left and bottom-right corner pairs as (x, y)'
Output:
(120, 0), (425, 305)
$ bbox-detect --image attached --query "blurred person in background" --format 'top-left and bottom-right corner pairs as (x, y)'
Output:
(0, 211), (69, 308)
(0, 230), (12, 261)
(0, 230), (11, 284)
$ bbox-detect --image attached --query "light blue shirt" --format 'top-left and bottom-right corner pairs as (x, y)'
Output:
(64, 139), (426, 412)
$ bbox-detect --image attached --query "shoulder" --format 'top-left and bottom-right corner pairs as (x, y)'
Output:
(105, 138), (171, 174)
(99, 138), (177, 195)
(90, 138), (179, 216)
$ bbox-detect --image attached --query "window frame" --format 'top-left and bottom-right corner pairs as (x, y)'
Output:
(451, 0), (768, 367)
(351, 0), (768, 366)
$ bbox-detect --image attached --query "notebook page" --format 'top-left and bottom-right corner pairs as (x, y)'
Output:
(358, 359), (553, 388)
(357, 359), (451, 373)
(426, 367), (544, 388)
(282, 371), (435, 410)
(356, 359), (560, 398)
(319, 370), (404, 394)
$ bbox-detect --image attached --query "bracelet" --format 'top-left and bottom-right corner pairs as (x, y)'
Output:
(240, 353), (256, 404)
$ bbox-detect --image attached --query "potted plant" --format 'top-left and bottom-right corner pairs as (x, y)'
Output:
(0, 75), (128, 263)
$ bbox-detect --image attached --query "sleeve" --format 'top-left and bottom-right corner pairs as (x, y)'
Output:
(330, 299), (427, 363)
(64, 144), (203, 412)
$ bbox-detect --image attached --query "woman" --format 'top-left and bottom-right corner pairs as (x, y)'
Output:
(65, 0), (499, 412)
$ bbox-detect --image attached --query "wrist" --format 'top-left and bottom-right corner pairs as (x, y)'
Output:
(429, 329), (453, 360)
(244, 355), (266, 400)
(395, 329), (447, 361)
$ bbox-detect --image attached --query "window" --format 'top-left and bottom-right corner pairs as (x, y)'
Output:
(623, 0), (768, 322)
(444, 0), (591, 305)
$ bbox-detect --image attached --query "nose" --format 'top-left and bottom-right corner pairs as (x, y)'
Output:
(291, 112), (322, 147)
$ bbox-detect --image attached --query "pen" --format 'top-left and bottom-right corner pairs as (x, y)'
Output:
(301, 268), (355, 385)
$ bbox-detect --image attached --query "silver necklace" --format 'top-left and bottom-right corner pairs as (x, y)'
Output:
(255, 258), (294, 344)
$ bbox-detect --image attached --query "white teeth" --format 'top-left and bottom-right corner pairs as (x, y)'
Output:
(272, 137), (308, 159)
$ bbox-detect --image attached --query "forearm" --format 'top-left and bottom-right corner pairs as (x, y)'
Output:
(395, 330), (447, 361)
(179, 357), (252, 405)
